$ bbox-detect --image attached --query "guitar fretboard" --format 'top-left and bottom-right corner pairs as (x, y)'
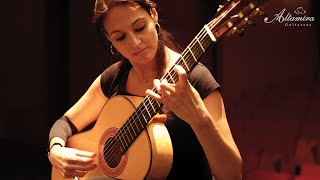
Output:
(115, 25), (216, 154)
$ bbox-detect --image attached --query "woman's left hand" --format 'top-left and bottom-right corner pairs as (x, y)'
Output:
(145, 65), (206, 125)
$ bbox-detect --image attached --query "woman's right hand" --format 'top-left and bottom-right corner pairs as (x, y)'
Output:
(48, 145), (97, 178)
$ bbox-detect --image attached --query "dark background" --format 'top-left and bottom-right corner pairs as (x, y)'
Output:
(0, 0), (319, 179)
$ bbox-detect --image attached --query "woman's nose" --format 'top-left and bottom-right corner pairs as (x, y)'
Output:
(128, 33), (141, 47)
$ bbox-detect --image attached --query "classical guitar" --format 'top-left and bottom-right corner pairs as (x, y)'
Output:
(52, 0), (265, 179)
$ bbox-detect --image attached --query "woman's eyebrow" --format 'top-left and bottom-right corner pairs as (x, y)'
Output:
(109, 17), (145, 35)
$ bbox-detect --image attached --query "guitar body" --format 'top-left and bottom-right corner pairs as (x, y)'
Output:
(51, 96), (173, 180)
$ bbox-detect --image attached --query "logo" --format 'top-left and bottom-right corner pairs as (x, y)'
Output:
(264, 7), (315, 27)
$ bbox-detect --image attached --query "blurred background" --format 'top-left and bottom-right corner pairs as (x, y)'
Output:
(0, 0), (319, 179)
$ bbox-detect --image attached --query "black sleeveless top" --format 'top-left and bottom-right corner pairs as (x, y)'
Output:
(100, 60), (220, 179)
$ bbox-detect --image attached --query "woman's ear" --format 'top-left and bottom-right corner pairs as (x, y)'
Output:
(150, 8), (158, 24)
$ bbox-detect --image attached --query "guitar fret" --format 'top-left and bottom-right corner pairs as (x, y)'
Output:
(123, 130), (131, 148)
(147, 97), (157, 113)
(122, 122), (133, 143)
(130, 122), (137, 137)
(132, 119), (140, 135)
(195, 36), (206, 52)
(124, 121), (139, 147)
(188, 46), (198, 63)
(168, 71), (175, 84)
(203, 34), (212, 51)
(142, 101), (152, 119)
(120, 132), (128, 149)
(141, 112), (148, 124)
(127, 123), (135, 140)
(180, 56), (190, 71)
(137, 107), (148, 126)
(154, 100), (161, 108)
(134, 111), (144, 129)
(115, 135), (125, 153)
(156, 100), (161, 108)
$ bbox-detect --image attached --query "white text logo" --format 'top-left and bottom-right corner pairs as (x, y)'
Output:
(264, 7), (315, 27)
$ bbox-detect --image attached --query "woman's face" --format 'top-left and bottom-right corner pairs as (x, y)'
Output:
(103, 4), (158, 65)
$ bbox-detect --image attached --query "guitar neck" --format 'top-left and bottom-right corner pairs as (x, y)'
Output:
(116, 25), (217, 154)
(161, 25), (217, 84)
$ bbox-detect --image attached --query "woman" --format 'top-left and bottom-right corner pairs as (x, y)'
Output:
(48, 0), (242, 179)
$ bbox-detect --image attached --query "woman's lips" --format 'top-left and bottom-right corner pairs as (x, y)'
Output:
(134, 47), (148, 56)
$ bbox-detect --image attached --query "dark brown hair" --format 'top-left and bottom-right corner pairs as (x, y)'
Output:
(93, 0), (181, 76)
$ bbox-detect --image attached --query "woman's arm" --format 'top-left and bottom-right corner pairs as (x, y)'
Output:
(146, 65), (242, 179)
(191, 90), (242, 180)
(48, 75), (108, 178)
(64, 75), (109, 132)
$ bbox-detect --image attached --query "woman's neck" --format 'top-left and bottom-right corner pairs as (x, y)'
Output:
(130, 47), (180, 83)
(131, 60), (158, 83)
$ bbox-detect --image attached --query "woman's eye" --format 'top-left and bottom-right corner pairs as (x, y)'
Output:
(116, 35), (125, 41)
(136, 26), (145, 32)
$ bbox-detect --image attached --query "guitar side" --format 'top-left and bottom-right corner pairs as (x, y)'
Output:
(51, 95), (173, 180)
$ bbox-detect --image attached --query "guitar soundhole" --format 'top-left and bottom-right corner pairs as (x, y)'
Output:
(104, 137), (122, 168)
